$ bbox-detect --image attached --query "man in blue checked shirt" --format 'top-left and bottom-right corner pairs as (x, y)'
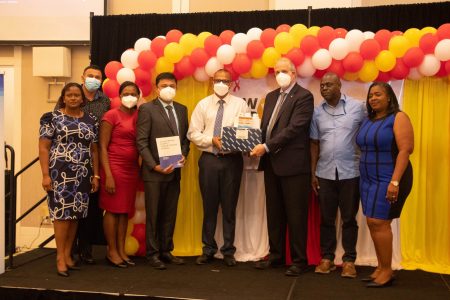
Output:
(310, 72), (366, 278)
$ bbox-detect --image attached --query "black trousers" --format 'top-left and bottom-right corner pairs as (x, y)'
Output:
(75, 192), (106, 255)
(198, 152), (243, 256)
(317, 176), (360, 262)
(144, 178), (180, 257)
(264, 161), (310, 266)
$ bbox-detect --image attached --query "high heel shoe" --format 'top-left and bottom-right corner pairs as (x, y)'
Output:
(366, 276), (395, 288)
(124, 259), (136, 266)
(105, 256), (127, 268)
(361, 276), (375, 282)
(57, 269), (69, 277)
(67, 260), (81, 270)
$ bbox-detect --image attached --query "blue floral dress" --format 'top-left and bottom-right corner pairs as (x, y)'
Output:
(39, 110), (98, 220)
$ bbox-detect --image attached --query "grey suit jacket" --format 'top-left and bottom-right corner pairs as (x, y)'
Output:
(136, 98), (190, 182)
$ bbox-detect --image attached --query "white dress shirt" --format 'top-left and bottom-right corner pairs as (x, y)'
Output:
(187, 93), (249, 153)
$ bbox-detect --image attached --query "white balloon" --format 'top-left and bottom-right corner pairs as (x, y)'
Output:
(418, 54), (441, 76)
(297, 57), (316, 78)
(116, 68), (136, 84)
(247, 27), (263, 41)
(120, 49), (139, 69)
(193, 67), (210, 82)
(407, 67), (423, 80)
(205, 57), (224, 77)
(345, 29), (365, 52)
(363, 31), (375, 40)
(231, 33), (250, 54)
(329, 38), (350, 60)
(134, 191), (145, 210)
(134, 37), (151, 53)
(434, 39), (450, 61)
(155, 35), (166, 39)
(312, 49), (332, 70)
(216, 44), (236, 65)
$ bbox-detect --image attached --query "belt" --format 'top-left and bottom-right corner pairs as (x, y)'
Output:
(203, 151), (241, 158)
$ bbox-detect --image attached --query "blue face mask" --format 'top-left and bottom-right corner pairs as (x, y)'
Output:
(84, 77), (101, 92)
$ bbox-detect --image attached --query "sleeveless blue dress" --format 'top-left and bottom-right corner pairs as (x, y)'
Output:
(356, 113), (413, 220)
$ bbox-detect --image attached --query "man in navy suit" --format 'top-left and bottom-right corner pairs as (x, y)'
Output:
(251, 58), (314, 276)
(136, 72), (190, 270)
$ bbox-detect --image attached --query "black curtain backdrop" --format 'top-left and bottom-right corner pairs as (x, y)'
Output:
(91, 1), (450, 71)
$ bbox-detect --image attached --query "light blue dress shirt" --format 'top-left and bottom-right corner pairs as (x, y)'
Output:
(159, 99), (179, 131)
(310, 95), (366, 180)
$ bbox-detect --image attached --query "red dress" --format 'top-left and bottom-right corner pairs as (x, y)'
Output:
(100, 108), (139, 214)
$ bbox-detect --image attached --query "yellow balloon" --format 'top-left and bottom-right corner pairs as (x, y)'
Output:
(126, 221), (134, 235)
(403, 28), (422, 47)
(179, 33), (198, 55)
(262, 47), (281, 68)
(358, 61), (379, 83)
(290, 24), (308, 46)
(155, 57), (174, 74)
(197, 31), (212, 48)
(375, 50), (396, 72)
(250, 59), (269, 79)
(388, 36), (411, 58)
(274, 32), (294, 55)
(307, 26), (321, 37)
(124, 236), (139, 256)
(164, 42), (184, 63)
(343, 72), (359, 81)
(421, 26), (437, 35)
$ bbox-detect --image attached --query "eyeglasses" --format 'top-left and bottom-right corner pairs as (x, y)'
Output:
(213, 79), (231, 84)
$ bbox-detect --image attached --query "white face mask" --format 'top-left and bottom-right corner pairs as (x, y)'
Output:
(276, 72), (292, 88)
(121, 95), (138, 108)
(159, 87), (176, 102)
(214, 82), (229, 97)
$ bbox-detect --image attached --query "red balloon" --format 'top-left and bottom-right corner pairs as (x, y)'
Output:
(138, 50), (157, 70)
(437, 23), (450, 40)
(260, 28), (277, 48)
(436, 62), (448, 77)
(166, 29), (183, 43)
(317, 26), (336, 49)
(219, 30), (235, 45)
(284, 48), (305, 66)
(342, 52), (364, 73)
(224, 64), (239, 81)
(175, 56), (195, 77)
(231, 53), (252, 74)
(374, 29), (393, 50)
(360, 39), (381, 60)
(132, 223), (146, 243)
(204, 35), (223, 56)
(190, 48), (209, 67)
(150, 38), (168, 58)
(247, 40), (265, 59)
(392, 30), (403, 36)
(140, 82), (152, 97)
(445, 60), (450, 75)
(103, 79), (120, 98)
(105, 61), (123, 80)
(314, 69), (327, 79)
(402, 47), (425, 68)
(390, 59), (409, 80)
(327, 60), (345, 78)
(376, 71), (391, 82)
(110, 97), (121, 109)
(134, 68), (151, 86)
(276, 24), (291, 33)
(300, 35), (320, 56)
(172, 68), (184, 81)
(334, 28), (348, 38)
(419, 33), (439, 54)
(136, 240), (146, 256)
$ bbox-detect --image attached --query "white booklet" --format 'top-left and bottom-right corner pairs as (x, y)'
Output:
(156, 136), (183, 169)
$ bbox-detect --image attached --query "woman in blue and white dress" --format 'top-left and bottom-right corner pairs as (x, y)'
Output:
(39, 82), (99, 277)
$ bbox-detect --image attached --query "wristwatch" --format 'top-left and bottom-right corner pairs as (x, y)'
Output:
(390, 180), (399, 187)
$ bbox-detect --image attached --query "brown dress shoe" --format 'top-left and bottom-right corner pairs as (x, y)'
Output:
(315, 259), (336, 274)
(341, 261), (357, 278)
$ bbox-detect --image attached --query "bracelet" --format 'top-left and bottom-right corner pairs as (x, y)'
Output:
(94, 175), (100, 179)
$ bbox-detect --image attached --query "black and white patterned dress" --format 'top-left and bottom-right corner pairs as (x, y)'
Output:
(39, 110), (98, 220)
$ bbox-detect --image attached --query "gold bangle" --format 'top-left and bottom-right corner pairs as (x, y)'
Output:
(94, 175), (100, 179)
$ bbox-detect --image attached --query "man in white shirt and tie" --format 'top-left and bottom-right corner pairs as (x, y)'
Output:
(187, 69), (249, 267)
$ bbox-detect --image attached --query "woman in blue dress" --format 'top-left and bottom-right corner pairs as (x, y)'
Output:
(356, 82), (413, 288)
(39, 82), (99, 277)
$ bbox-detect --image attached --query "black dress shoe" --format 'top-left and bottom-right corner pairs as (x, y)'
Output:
(80, 253), (95, 265)
(361, 276), (375, 282)
(255, 259), (284, 269)
(223, 255), (237, 267)
(160, 253), (185, 265)
(196, 254), (214, 265)
(366, 277), (395, 288)
(285, 265), (311, 277)
(148, 255), (166, 270)
(105, 256), (127, 268)
(57, 270), (69, 277)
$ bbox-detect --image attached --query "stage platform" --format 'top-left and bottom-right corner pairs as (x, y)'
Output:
(0, 247), (449, 300)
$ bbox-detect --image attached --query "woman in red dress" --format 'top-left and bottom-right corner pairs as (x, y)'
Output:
(99, 81), (140, 267)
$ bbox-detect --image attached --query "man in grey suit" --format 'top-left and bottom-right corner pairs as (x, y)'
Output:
(136, 72), (190, 270)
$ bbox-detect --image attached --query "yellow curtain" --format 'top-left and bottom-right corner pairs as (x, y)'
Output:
(401, 77), (450, 274)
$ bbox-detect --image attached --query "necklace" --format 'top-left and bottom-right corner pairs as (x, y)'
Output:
(62, 108), (83, 118)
